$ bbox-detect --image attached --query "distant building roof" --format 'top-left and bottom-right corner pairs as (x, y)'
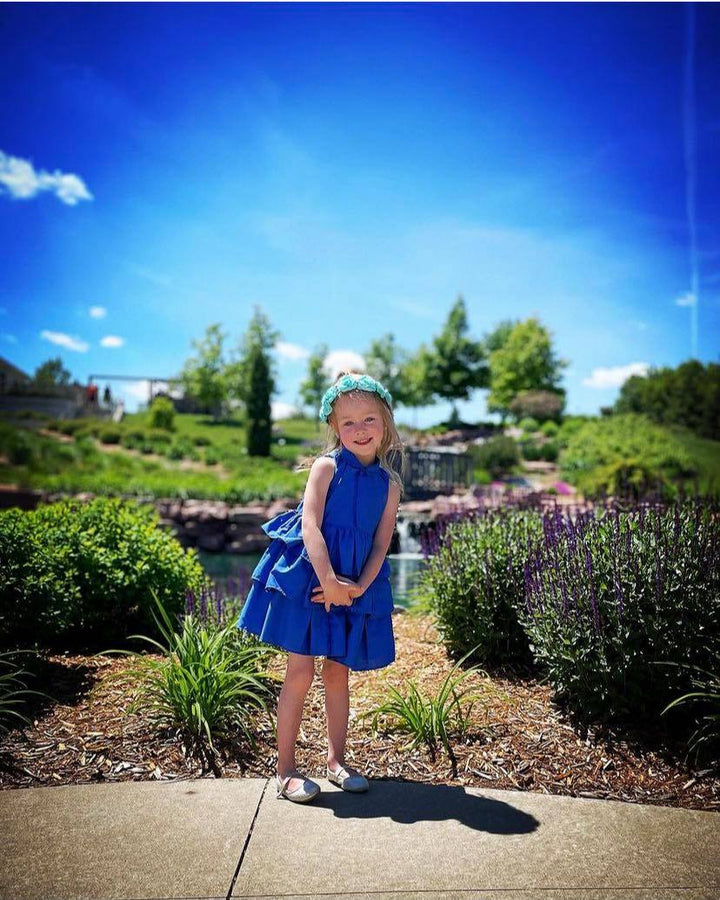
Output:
(0, 356), (31, 382)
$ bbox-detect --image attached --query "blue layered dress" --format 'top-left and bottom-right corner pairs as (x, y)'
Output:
(236, 445), (395, 671)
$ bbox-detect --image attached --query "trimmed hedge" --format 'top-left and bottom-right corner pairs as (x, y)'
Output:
(0, 498), (207, 650)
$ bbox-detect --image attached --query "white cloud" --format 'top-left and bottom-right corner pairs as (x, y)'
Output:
(0, 150), (93, 206)
(89, 306), (107, 319)
(675, 291), (697, 307)
(1, 333), (17, 343)
(40, 329), (89, 352)
(583, 362), (649, 389)
(100, 335), (124, 348)
(323, 349), (366, 379)
(276, 341), (309, 361)
(272, 401), (299, 419)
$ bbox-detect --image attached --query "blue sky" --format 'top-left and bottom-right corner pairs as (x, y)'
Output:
(1, 2), (719, 426)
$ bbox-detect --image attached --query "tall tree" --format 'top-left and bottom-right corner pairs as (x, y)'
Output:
(363, 333), (406, 401)
(245, 343), (272, 456)
(486, 317), (568, 423)
(425, 295), (489, 422)
(178, 323), (228, 420)
(226, 306), (280, 411)
(479, 318), (520, 357)
(33, 357), (72, 389)
(298, 343), (332, 430)
(396, 344), (436, 426)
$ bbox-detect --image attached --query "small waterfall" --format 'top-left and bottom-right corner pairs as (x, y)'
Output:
(395, 516), (422, 555)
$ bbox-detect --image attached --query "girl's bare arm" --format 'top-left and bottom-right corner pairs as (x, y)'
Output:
(301, 456), (337, 586)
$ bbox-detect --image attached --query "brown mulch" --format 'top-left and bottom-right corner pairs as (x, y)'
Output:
(1, 612), (718, 811)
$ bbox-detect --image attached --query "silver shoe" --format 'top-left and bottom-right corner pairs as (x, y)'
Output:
(327, 763), (369, 792)
(275, 770), (321, 803)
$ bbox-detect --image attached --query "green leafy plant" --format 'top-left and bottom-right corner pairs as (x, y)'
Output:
(0, 497), (207, 648)
(148, 396), (176, 431)
(357, 645), (494, 775)
(95, 589), (280, 773)
(419, 508), (541, 665)
(520, 499), (720, 728)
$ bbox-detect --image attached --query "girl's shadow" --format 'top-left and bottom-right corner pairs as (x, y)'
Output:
(313, 778), (539, 835)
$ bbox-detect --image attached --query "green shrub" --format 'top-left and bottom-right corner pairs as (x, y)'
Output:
(204, 449), (220, 466)
(472, 467), (492, 485)
(468, 435), (519, 478)
(168, 438), (198, 461)
(420, 508), (542, 666)
(148, 396), (175, 432)
(539, 440), (559, 462)
(519, 498), (720, 729)
(166, 442), (184, 460)
(520, 439), (542, 461)
(146, 428), (172, 445)
(193, 435), (212, 446)
(540, 421), (560, 438)
(0, 498), (207, 650)
(518, 416), (540, 433)
(99, 426), (122, 445)
(560, 413), (696, 501)
(2, 428), (33, 465)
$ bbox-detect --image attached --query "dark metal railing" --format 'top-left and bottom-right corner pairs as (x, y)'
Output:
(400, 447), (473, 499)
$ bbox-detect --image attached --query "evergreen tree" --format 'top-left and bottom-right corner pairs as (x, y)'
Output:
(227, 306), (280, 411)
(245, 344), (272, 456)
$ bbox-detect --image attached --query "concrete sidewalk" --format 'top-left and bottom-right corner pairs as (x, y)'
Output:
(2, 776), (719, 900)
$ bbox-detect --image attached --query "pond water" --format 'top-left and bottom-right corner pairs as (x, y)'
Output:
(197, 549), (427, 610)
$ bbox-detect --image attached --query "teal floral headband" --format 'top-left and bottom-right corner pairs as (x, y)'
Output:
(319, 373), (393, 423)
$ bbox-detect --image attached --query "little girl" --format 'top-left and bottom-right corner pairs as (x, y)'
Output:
(236, 371), (406, 803)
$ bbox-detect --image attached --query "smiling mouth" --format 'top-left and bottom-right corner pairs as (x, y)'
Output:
(355, 439), (371, 445)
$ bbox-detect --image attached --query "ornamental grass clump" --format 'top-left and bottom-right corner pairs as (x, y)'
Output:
(519, 497), (720, 730)
(97, 589), (280, 774)
(419, 507), (545, 666)
(660, 652), (720, 765)
(358, 644), (495, 775)
(0, 650), (49, 735)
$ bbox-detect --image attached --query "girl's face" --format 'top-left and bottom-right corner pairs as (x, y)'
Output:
(331, 392), (385, 463)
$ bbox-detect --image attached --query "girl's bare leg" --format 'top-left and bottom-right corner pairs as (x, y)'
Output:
(322, 658), (350, 769)
(276, 652), (315, 791)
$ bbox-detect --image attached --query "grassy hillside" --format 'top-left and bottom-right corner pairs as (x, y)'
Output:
(1, 411), (718, 502)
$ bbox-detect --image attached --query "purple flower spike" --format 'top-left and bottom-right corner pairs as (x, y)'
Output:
(200, 584), (208, 622)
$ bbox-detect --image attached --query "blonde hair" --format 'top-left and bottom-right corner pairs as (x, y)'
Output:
(297, 370), (407, 497)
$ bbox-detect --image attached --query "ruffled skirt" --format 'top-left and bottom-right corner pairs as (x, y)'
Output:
(236, 508), (395, 671)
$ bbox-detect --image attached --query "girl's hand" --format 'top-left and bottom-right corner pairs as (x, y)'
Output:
(311, 576), (364, 613)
